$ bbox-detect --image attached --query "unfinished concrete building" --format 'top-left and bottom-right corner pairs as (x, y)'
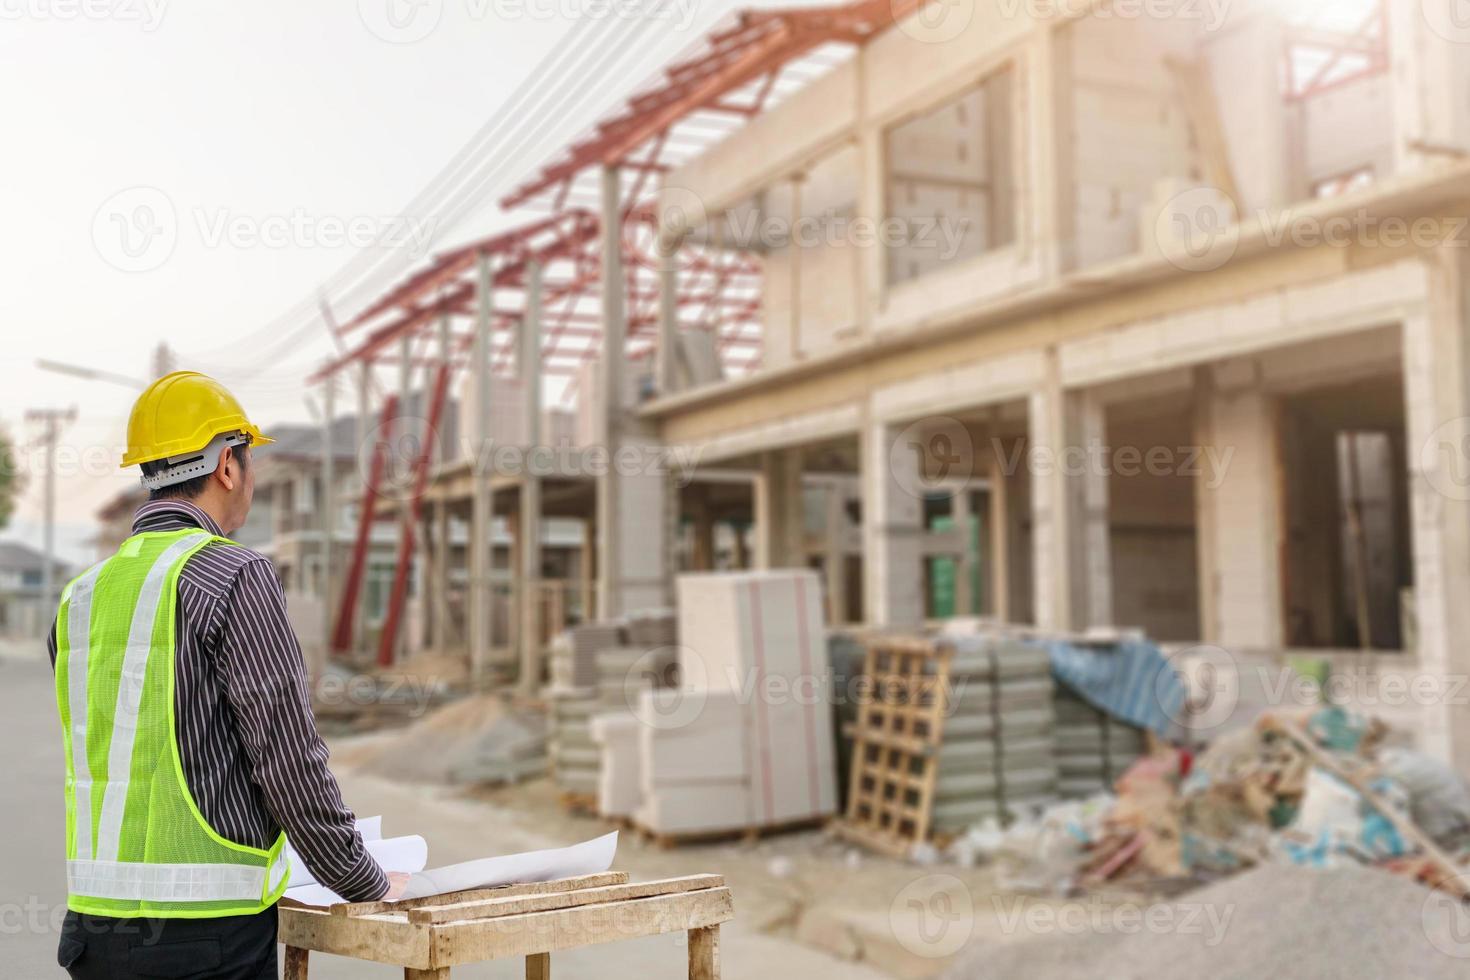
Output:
(312, 0), (1470, 771)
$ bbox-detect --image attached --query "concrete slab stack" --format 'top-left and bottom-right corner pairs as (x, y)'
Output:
(1054, 687), (1149, 799)
(622, 571), (838, 838)
(931, 636), (1058, 833)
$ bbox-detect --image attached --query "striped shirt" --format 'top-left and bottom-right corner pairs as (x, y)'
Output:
(49, 499), (388, 904)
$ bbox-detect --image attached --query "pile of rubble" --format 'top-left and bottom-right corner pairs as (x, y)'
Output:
(952, 705), (1470, 898)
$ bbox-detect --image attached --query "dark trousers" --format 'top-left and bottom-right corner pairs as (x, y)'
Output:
(58, 906), (278, 979)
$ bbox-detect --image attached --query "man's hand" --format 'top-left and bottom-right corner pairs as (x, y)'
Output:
(383, 872), (412, 901)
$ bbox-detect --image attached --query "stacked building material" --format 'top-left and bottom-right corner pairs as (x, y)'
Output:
(624, 608), (677, 649)
(548, 687), (600, 797)
(589, 712), (642, 819)
(632, 690), (751, 835)
(1054, 687), (1149, 799)
(627, 570), (837, 839)
(550, 622), (626, 689)
(549, 619), (676, 813)
(931, 635), (1058, 834)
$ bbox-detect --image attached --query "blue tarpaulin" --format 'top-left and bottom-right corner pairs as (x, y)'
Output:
(1035, 638), (1185, 736)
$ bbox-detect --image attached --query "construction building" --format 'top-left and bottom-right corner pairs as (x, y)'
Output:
(306, 0), (1470, 772)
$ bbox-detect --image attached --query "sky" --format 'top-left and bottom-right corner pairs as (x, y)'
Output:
(0, 0), (740, 566)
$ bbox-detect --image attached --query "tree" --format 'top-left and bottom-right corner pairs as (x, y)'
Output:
(0, 425), (24, 530)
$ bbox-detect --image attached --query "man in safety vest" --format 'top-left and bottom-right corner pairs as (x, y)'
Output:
(49, 372), (406, 979)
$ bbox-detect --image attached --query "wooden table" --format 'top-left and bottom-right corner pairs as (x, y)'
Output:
(279, 872), (733, 979)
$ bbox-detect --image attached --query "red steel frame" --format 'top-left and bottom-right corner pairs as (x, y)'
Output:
(331, 393), (398, 655)
(314, 0), (930, 663)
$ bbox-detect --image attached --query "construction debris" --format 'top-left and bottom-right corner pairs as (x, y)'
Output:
(953, 703), (1470, 903)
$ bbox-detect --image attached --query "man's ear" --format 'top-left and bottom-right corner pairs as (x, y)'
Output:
(215, 445), (237, 492)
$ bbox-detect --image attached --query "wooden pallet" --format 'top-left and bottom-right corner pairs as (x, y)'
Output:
(831, 636), (952, 858)
(280, 871), (733, 978)
(558, 790), (599, 816)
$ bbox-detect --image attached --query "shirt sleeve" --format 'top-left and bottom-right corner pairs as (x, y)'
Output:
(215, 558), (389, 903)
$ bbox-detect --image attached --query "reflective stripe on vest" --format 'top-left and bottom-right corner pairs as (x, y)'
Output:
(56, 530), (291, 917)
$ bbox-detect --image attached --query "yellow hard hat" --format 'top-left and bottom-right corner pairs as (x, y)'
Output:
(121, 370), (274, 468)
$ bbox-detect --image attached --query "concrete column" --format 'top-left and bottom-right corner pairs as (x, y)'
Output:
(824, 484), (848, 625)
(953, 489), (974, 617)
(319, 375), (336, 654)
(597, 165), (626, 618)
(688, 484), (715, 571)
(862, 416), (924, 627)
(987, 443), (1011, 622)
(1076, 391), (1112, 629)
(754, 450), (804, 569)
(431, 499), (449, 651)
(469, 255), (494, 681)
(1404, 250), (1470, 766)
(1194, 362), (1283, 650)
(353, 359), (371, 651)
(656, 234), (680, 395)
(519, 261), (544, 693)
(596, 166), (668, 616)
(1030, 356), (1111, 632)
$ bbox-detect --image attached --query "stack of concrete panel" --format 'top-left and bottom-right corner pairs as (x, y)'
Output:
(552, 625), (676, 809)
(548, 687), (599, 797)
(931, 636), (1058, 833)
(550, 622), (626, 690)
(1054, 687), (1148, 799)
(624, 609), (677, 648)
(632, 690), (751, 834)
(589, 711), (642, 819)
(677, 570), (837, 826)
(629, 570), (837, 838)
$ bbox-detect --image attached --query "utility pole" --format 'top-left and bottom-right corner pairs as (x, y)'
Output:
(25, 407), (77, 612)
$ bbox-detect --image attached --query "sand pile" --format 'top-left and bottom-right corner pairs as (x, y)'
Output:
(336, 693), (548, 785)
(944, 863), (1470, 980)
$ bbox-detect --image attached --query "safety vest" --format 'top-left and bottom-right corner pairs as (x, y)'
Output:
(54, 529), (290, 919)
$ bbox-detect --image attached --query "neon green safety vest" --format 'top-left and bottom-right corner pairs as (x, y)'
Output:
(54, 529), (290, 919)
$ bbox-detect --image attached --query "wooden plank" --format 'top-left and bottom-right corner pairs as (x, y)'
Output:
(1264, 716), (1469, 897)
(410, 875), (725, 925)
(527, 951), (551, 980)
(321, 872), (629, 917)
(283, 945), (309, 980)
(429, 888), (736, 966)
(688, 925), (719, 980)
(277, 908), (432, 970)
(404, 970), (449, 979)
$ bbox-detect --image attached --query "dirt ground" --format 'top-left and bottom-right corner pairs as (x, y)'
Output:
(324, 727), (1161, 980)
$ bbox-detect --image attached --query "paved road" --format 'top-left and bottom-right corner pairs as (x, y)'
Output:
(0, 645), (885, 979)
(1, 645), (73, 978)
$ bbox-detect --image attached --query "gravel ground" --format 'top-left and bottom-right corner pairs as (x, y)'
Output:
(943, 863), (1470, 980)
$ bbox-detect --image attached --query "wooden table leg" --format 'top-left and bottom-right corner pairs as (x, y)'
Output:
(526, 951), (551, 979)
(689, 925), (719, 980)
(283, 946), (309, 980)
